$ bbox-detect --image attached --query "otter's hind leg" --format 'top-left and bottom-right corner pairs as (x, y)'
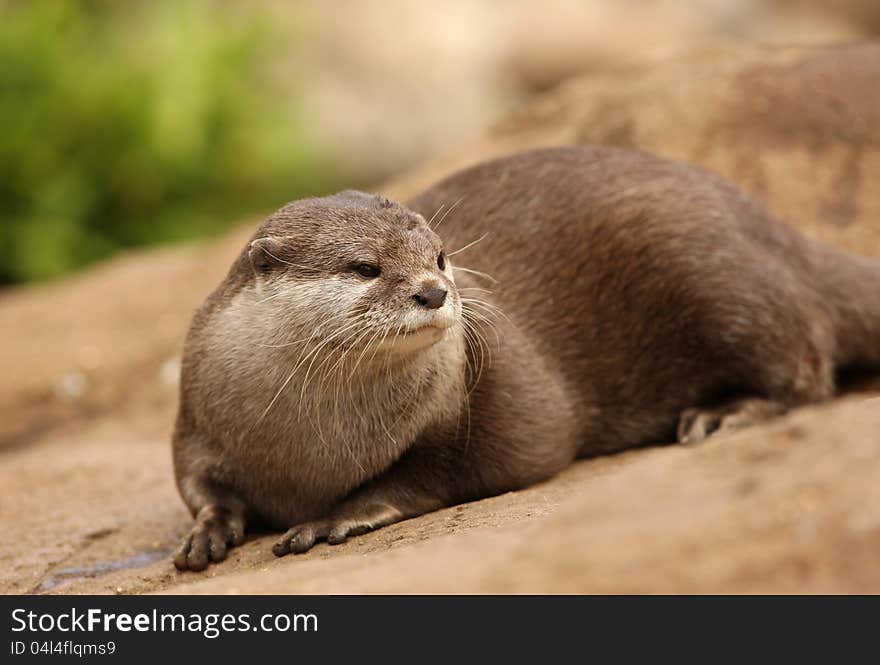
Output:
(677, 398), (788, 445)
(675, 351), (832, 445)
(676, 280), (837, 446)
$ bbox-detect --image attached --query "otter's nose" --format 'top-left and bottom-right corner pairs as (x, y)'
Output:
(412, 287), (447, 310)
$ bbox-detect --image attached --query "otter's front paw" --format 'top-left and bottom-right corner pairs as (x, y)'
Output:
(174, 507), (245, 572)
(272, 518), (374, 557)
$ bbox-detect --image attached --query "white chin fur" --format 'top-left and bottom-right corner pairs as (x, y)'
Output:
(383, 326), (448, 355)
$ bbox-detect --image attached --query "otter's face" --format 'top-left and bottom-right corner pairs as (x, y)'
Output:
(246, 193), (461, 360)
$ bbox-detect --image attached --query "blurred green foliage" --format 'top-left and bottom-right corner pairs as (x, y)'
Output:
(0, 0), (337, 284)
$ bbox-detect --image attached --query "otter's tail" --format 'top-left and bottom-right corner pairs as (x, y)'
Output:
(814, 243), (880, 369)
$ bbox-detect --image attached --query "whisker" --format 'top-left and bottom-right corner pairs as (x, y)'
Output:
(257, 333), (319, 349)
(460, 297), (511, 324)
(297, 318), (370, 416)
(432, 195), (465, 230)
(451, 265), (498, 284)
(462, 306), (502, 352)
(258, 314), (363, 423)
(448, 232), (489, 257)
(254, 314), (336, 423)
(426, 203), (445, 228)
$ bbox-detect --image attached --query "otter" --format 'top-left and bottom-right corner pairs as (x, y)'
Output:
(172, 146), (880, 571)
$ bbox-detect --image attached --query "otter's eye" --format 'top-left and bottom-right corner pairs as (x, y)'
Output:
(437, 252), (446, 270)
(351, 263), (381, 279)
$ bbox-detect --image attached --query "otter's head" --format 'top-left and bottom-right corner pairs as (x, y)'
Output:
(244, 191), (461, 361)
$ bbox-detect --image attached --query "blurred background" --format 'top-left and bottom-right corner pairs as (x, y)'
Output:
(1, 0), (879, 286)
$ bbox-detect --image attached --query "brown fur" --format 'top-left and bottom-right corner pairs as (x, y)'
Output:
(172, 146), (880, 570)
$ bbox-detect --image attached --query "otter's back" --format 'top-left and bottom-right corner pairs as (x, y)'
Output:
(407, 146), (828, 442)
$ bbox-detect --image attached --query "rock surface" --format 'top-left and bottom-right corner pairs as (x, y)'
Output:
(2, 43), (879, 594)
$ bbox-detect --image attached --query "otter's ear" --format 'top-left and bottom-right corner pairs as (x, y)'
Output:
(248, 236), (292, 275)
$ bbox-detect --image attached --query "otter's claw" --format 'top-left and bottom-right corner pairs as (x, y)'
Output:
(677, 399), (787, 445)
(272, 519), (375, 556)
(174, 507), (244, 572)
